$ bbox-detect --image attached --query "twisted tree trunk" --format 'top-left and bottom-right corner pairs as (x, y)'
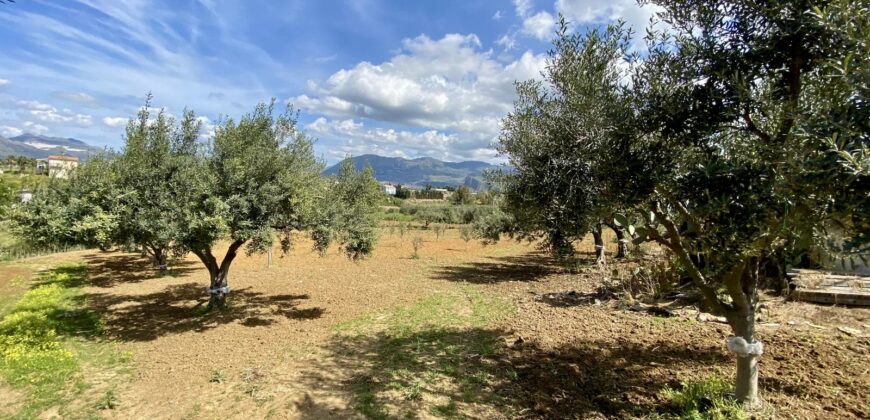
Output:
(605, 223), (628, 259)
(192, 240), (245, 310)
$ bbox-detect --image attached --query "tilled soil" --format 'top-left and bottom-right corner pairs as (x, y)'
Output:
(3, 230), (868, 419)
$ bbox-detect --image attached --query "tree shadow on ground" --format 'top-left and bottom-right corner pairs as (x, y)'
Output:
(86, 283), (323, 342)
(301, 327), (727, 419)
(83, 252), (199, 288)
(431, 252), (566, 284)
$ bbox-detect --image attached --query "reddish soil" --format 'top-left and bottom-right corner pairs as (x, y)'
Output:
(3, 229), (868, 418)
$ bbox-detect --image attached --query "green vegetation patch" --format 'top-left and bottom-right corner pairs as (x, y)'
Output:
(333, 287), (515, 418)
(0, 263), (129, 418)
(651, 376), (747, 420)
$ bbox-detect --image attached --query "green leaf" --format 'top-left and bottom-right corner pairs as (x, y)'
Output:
(614, 213), (629, 228)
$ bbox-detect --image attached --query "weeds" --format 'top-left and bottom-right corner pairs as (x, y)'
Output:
(210, 369), (227, 383)
(96, 389), (118, 410)
(0, 263), (127, 418)
(656, 376), (747, 419)
(334, 287), (514, 418)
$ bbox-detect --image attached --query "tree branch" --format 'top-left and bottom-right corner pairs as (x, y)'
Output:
(651, 202), (731, 316)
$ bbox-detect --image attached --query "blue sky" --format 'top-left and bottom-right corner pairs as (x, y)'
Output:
(0, 0), (658, 163)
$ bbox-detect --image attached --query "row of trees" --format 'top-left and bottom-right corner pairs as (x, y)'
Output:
(487, 0), (868, 407)
(8, 97), (382, 308)
(1, 156), (37, 173)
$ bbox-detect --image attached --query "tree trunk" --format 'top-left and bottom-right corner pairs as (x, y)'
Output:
(592, 225), (605, 265)
(613, 226), (628, 259)
(208, 266), (230, 309)
(732, 311), (759, 408)
(193, 240), (245, 310)
(155, 248), (168, 272)
(724, 259), (762, 408)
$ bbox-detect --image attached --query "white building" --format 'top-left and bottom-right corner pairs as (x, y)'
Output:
(44, 155), (79, 179)
(380, 183), (397, 195)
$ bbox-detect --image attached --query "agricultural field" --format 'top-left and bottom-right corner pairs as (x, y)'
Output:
(0, 228), (867, 419)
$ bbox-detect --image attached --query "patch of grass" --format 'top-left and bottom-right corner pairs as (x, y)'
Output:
(334, 286), (513, 336)
(210, 369), (227, 383)
(653, 376), (747, 420)
(96, 389), (118, 410)
(432, 400), (458, 417)
(0, 263), (128, 418)
(333, 286), (514, 418)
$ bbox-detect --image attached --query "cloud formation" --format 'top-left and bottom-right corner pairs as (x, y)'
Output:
(102, 116), (128, 128)
(292, 33), (546, 161)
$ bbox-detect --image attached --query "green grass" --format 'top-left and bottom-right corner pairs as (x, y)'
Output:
(0, 222), (86, 262)
(650, 376), (747, 420)
(378, 211), (416, 222)
(0, 173), (50, 192)
(333, 286), (515, 418)
(0, 263), (130, 418)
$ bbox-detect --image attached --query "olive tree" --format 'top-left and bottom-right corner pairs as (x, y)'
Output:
(171, 101), (326, 308)
(614, 0), (869, 406)
(500, 0), (867, 407)
(8, 153), (121, 250)
(114, 95), (201, 270)
(490, 20), (635, 262)
(310, 159), (381, 260)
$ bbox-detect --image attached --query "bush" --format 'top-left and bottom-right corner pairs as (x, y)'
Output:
(398, 203), (501, 225)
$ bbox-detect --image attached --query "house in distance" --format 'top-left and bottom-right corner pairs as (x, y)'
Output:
(37, 155), (79, 179)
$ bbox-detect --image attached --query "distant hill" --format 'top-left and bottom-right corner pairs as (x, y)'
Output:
(0, 133), (101, 160)
(323, 154), (499, 190)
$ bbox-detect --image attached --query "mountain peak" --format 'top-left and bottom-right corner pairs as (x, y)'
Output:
(323, 154), (497, 190)
(1, 133), (99, 160)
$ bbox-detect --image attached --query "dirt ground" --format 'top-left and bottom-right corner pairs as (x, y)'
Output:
(2, 228), (868, 419)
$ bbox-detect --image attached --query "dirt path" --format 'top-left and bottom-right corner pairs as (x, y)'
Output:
(7, 229), (866, 418)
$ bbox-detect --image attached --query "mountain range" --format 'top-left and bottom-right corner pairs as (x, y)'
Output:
(323, 154), (500, 189)
(0, 133), (101, 160)
(1, 135), (498, 189)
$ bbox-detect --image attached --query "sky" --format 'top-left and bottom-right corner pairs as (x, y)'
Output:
(0, 0), (659, 164)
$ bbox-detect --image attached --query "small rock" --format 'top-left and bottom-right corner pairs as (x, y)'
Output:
(838, 326), (861, 337)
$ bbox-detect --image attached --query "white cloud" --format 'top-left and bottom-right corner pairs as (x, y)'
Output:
(492, 10), (503, 20)
(496, 34), (517, 51)
(522, 11), (557, 40)
(23, 121), (50, 134)
(195, 115), (216, 139)
(0, 125), (22, 137)
(52, 91), (99, 107)
(508, 0), (661, 47)
(0, 79), (9, 87)
(15, 99), (93, 126)
(102, 116), (128, 127)
(306, 117), (497, 162)
(513, 0), (533, 18)
(290, 33), (546, 161)
(555, 0), (661, 35)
